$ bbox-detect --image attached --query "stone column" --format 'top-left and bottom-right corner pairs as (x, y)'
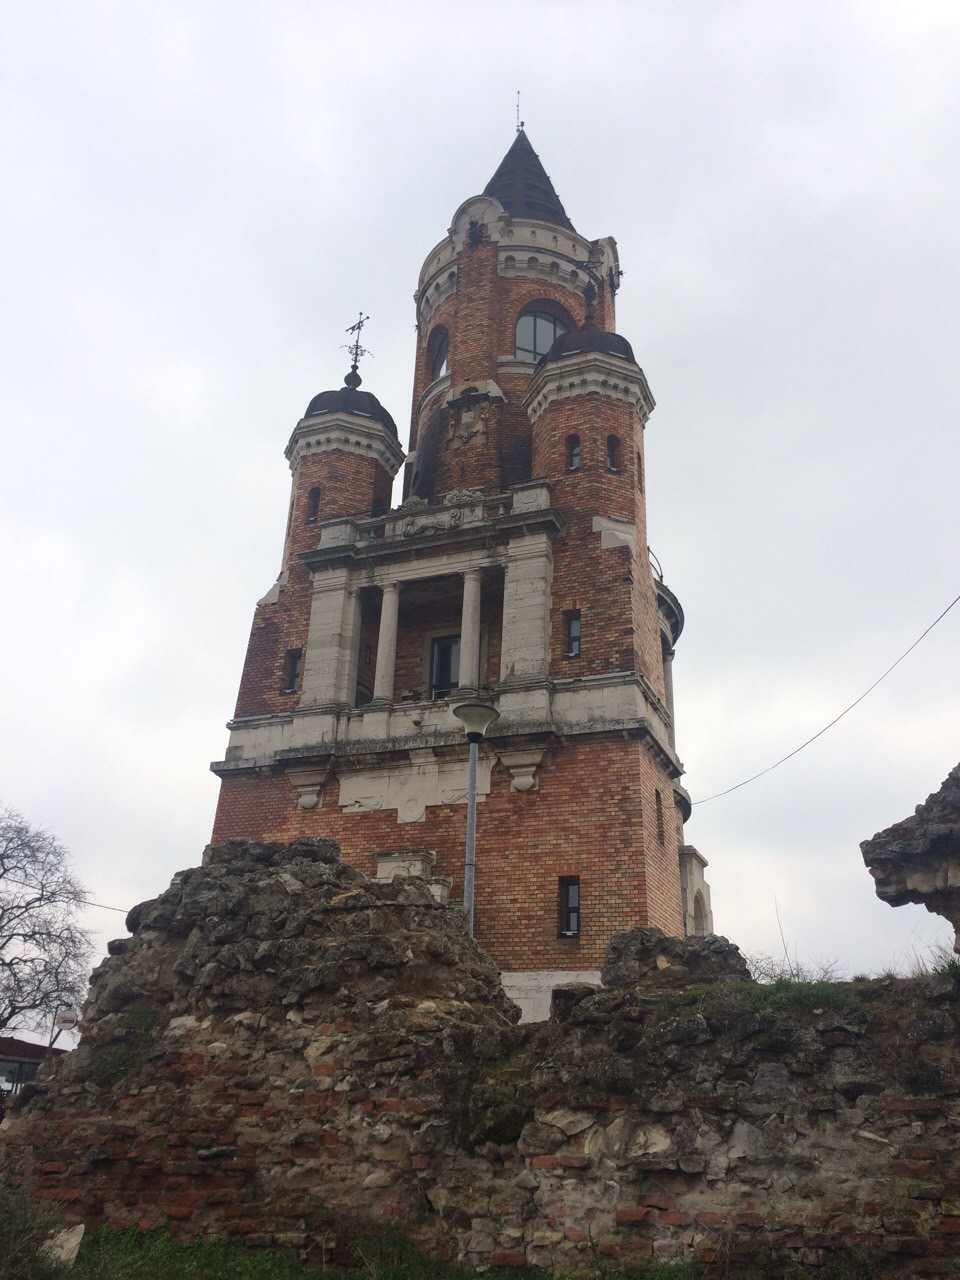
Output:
(457, 569), (482, 692)
(333, 586), (362, 706)
(372, 582), (400, 704)
(302, 568), (352, 706)
(499, 534), (553, 684)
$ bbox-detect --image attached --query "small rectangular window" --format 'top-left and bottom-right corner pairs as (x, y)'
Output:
(565, 611), (581, 658)
(429, 635), (460, 700)
(566, 434), (581, 471)
(559, 877), (580, 936)
(606, 435), (620, 472)
(281, 648), (302, 694)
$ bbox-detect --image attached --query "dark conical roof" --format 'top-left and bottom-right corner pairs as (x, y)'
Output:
(483, 130), (575, 232)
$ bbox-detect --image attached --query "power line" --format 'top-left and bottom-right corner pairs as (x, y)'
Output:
(692, 590), (960, 807)
(1, 876), (128, 914)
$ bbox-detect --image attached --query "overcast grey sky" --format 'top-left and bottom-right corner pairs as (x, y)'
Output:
(2, 1), (958, 991)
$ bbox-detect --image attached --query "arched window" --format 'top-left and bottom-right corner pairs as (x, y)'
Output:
(566, 434), (581, 471)
(606, 435), (620, 473)
(428, 327), (448, 381)
(305, 487), (321, 524)
(693, 892), (707, 936)
(515, 309), (569, 362)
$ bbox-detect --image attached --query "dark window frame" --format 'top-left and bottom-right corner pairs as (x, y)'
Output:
(429, 329), (449, 381)
(565, 610), (581, 658)
(305, 487), (321, 524)
(281, 648), (302, 695)
(515, 309), (570, 362)
(429, 634), (461, 700)
(559, 876), (581, 937)
(566, 433), (581, 471)
(606, 434), (621, 473)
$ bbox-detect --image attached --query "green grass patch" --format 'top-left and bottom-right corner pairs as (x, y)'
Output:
(738, 977), (861, 1017)
(73, 1227), (323, 1278)
(692, 977), (863, 1023)
(41, 1221), (884, 1280)
(68, 1228), (708, 1279)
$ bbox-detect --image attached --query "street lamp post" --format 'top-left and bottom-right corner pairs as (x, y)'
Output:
(452, 698), (500, 937)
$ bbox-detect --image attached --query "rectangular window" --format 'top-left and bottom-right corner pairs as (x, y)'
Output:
(655, 789), (665, 845)
(565, 611), (581, 658)
(559, 877), (580, 937)
(429, 635), (460, 700)
(281, 648), (302, 694)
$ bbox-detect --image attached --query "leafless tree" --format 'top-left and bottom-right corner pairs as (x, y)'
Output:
(0, 807), (92, 1033)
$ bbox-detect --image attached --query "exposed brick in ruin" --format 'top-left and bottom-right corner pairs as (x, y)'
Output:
(4, 836), (960, 1276)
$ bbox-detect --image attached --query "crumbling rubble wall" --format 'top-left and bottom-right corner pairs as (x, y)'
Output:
(863, 764), (960, 948)
(3, 835), (960, 1277)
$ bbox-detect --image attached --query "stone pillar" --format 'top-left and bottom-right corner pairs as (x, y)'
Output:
(457, 569), (482, 692)
(663, 646), (676, 748)
(372, 582), (400, 704)
(334, 586), (362, 706)
(302, 569), (353, 706)
(499, 534), (553, 684)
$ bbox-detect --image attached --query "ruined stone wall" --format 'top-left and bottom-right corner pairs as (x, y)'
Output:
(4, 837), (960, 1277)
(863, 763), (960, 949)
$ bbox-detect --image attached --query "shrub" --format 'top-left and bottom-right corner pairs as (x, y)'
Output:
(0, 1184), (66, 1280)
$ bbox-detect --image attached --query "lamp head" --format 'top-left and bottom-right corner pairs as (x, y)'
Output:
(452, 699), (500, 742)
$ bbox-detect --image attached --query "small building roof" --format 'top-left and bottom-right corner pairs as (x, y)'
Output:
(0, 1036), (67, 1063)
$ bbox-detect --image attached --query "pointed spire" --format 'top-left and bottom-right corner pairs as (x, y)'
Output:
(483, 130), (575, 232)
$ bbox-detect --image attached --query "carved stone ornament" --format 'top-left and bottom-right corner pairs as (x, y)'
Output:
(400, 507), (464, 539)
(496, 747), (549, 793)
(443, 487), (484, 506)
(286, 767), (330, 811)
(446, 399), (489, 450)
(398, 494), (430, 511)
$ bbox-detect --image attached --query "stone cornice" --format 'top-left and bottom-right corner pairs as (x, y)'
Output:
(299, 506), (565, 573)
(655, 579), (685, 646)
(210, 713), (681, 782)
(285, 411), (406, 478)
(213, 669), (682, 783)
(523, 352), (655, 424)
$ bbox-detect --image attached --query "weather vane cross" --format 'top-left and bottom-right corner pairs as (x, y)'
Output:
(343, 311), (371, 371)
(516, 90), (523, 134)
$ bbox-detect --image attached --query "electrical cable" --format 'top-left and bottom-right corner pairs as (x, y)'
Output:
(692, 590), (960, 807)
(1, 875), (128, 914)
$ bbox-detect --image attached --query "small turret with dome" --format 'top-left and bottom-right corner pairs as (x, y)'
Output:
(282, 318), (404, 545)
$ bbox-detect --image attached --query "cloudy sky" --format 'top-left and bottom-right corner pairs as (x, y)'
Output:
(2, 1), (958, 1003)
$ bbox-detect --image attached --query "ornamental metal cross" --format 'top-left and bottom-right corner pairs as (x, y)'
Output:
(343, 312), (372, 369)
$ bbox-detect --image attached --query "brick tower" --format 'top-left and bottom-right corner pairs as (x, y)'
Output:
(211, 132), (712, 1017)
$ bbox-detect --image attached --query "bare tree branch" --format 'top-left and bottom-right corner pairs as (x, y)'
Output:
(0, 806), (93, 1033)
